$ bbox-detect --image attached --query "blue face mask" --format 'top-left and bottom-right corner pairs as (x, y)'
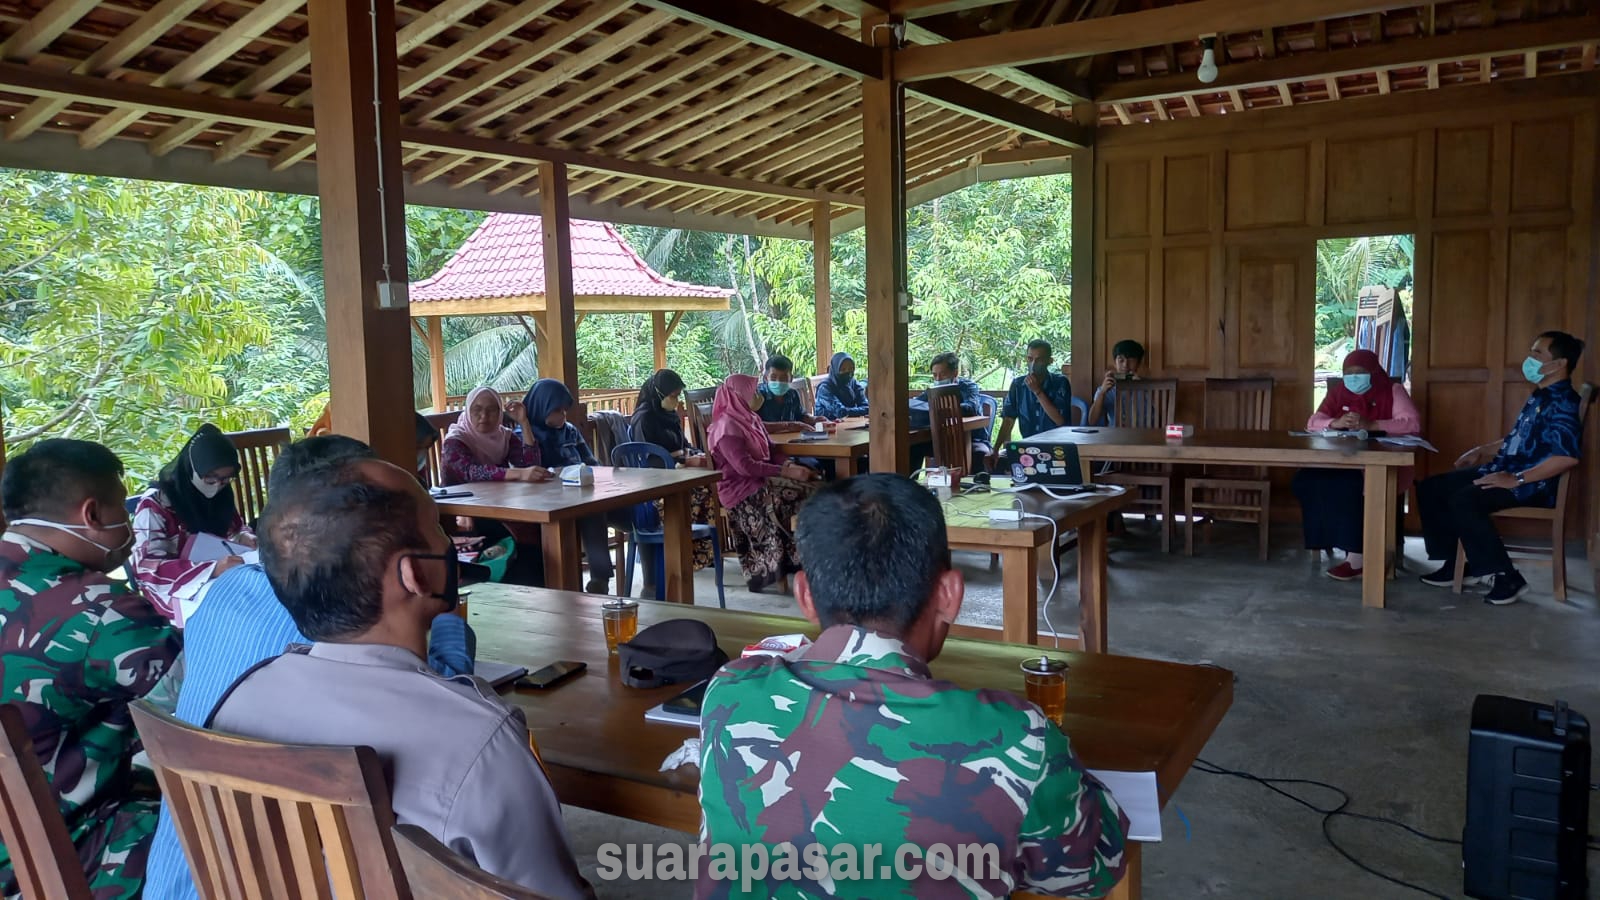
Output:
(766, 380), (790, 396)
(1343, 373), (1372, 395)
(1522, 356), (1547, 384)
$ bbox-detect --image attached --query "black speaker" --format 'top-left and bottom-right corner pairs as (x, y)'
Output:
(1463, 695), (1590, 900)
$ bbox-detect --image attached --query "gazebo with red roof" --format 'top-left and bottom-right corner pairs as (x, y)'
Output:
(408, 212), (731, 411)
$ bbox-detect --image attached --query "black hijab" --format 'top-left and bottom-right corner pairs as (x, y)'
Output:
(631, 369), (690, 453)
(156, 424), (242, 537)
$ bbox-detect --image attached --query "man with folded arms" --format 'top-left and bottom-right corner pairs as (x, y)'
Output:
(697, 473), (1128, 898)
(204, 454), (593, 898)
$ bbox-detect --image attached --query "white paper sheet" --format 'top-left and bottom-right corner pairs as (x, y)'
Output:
(1086, 769), (1162, 842)
(187, 532), (258, 565)
(1378, 435), (1440, 452)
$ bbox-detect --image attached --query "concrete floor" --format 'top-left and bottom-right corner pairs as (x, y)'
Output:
(560, 524), (1600, 898)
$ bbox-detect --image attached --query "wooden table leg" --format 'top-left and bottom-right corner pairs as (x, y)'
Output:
(1079, 516), (1110, 654)
(1384, 466), (1399, 579)
(541, 520), (582, 593)
(839, 455), (858, 478)
(661, 490), (696, 605)
(1001, 545), (1039, 645)
(1361, 465), (1388, 608)
(1105, 841), (1142, 900)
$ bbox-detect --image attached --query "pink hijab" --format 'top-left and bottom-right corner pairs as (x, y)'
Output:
(708, 374), (772, 461)
(445, 386), (514, 465)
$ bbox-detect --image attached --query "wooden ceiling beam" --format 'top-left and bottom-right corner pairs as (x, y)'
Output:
(1096, 15), (1600, 103)
(662, 80), (856, 170)
(397, 0), (564, 97)
(606, 62), (833, 156)
(913, 75), (1091, 145)
(903, 18), (1091, 103)
(564, 45), (785, 148)
(0, 0), (100, 60)
(895, 0), (1419, 80)
(632, 0), (882, 78)
(890, 0), (1011, 19)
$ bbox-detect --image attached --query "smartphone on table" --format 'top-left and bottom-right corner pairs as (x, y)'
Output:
(517, 660), (587, 690)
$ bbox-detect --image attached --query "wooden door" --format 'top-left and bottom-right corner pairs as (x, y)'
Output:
(1225, 242), (1315, 436)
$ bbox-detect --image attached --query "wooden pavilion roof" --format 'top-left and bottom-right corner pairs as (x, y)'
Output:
(0, 0), (1593, 239)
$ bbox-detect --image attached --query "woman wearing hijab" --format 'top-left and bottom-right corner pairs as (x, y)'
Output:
(131, 424), (254, 623)
(1292, 349), (1422, 581)
(708, 374), (818, 593)
(441, 386), (550, 484)
(813, 351), (869, 419)
(629, 369), (716, 579)
(523, 378), (625, 594)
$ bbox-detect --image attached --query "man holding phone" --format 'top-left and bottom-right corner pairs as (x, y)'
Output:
(991, 339), (1073, 472)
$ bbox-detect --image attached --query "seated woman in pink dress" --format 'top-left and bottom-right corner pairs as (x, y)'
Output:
(441, 386), (553, 586)
(1291, 350), (1422, 581)
(131, 424), (254, 623)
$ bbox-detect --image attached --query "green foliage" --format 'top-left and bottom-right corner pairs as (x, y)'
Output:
(1313, 234), (1413, 369)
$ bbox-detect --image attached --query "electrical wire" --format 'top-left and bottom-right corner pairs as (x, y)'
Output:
(1017, 508), (1062, 650)
(1192, 758), (1459, 899)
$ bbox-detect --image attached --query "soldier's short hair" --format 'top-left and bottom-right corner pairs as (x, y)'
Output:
(930, 352), (960, 374)
(796, 473), (952, 633)
(1, 439), (124, 523)
(258, 457), (428, 641)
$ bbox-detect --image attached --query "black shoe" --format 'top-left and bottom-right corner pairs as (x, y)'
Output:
(1420, 563), (1481, 588)
(1484, 572), (1529, 606)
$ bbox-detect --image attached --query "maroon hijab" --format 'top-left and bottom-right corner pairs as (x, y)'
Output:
(1318, 349), (1395, 421)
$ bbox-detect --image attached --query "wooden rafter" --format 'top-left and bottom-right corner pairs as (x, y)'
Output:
(632, 0), (882, 78)
(671, 82), (859, 173)
(565, 46), (790, 148)
(0, 0), (100, 60)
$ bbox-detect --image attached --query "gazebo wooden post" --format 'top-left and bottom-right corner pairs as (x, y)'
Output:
(813, 201), (833, 376)
(426, 316), (447, 412)
(652, 311), (668, 370)
(307, 0), (412, 465)
(539, 162), (580, 397)
(863, 36), (910, 475)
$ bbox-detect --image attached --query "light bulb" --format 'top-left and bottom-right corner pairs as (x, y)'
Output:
(1197, 43), (1219, 83)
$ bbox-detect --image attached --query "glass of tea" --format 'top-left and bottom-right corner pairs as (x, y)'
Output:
(601, 599), (639, 654)
(1020, 655), (1069, 726)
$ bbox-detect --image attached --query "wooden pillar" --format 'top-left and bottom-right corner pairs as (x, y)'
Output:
(308, 0), (412, 465)
(1069, 147), (1095, 377)
(652, 311), (668, 371)
(427, 316), (447, 411)
(539, 162), (579, 396)
(863, 38), (910, 474)
(531, 312), (550, 374)
(813, 201), (833, 375)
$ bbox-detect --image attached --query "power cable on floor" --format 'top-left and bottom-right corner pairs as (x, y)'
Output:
(1192, 758), (1458, 900)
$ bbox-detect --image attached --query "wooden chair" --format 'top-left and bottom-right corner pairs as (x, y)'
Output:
(423, 410), (458, 489)
(0, 704), (93, 900)
(223, 427), (291, 526)
(1185, 378), (1274, 560)
(684, 388), (717, 452)
(925, 384), (970, 477)
(392, 824), (553, 900)
(790, 377), (815, 416)
(129, 701), (410, 900)
(1452, 382), (1596, 601)
(1097, 379), (1179, 552)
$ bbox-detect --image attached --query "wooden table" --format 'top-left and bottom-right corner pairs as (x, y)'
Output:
(469, 586), (1233, 900)
(770, 414), (990, 477)
(941, 483), (1130, 653)
(1031, 426), (1416, 608)
(438, 467), (719, 602)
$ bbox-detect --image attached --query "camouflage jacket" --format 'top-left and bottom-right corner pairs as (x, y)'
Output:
(0, 532), (180, 898)
(697, 625), (1128, 899)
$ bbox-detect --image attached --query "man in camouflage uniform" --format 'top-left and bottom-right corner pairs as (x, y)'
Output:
(698, 473), (1128, 899)
(0, 439), (181, 898)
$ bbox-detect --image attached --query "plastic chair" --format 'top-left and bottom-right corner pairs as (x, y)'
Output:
(1071, 396), (1091, 426)
(609, 442), (726, 607)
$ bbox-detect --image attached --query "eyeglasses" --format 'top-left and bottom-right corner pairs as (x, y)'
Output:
(201, 474), (237, 486)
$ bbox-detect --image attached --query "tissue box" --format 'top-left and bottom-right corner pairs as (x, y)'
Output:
(1164, 424), (1193, 439)
(742, 634), (812, 658)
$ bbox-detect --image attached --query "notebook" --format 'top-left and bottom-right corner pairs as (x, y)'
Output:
(476, 660), (529, 688)
(643, 680), (709, 728)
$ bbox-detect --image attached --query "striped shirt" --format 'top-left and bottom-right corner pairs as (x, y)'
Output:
(141, 565), (475, 900)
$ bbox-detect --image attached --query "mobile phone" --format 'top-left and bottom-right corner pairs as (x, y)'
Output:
(517, 660), (587, 690)
(663, 680), (709, 716)
(1071, 428), (1098, 433)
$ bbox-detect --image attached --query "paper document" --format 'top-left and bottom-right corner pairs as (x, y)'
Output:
(1086, 769), (1162, 842)
(1378, 435), (1439, 452)
(475, 660), (528, 688)
(187, 533), (258, 565)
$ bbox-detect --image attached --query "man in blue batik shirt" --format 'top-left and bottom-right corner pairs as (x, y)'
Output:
(992, 339), (1073, 471)
(1417, 331), (1586, 605)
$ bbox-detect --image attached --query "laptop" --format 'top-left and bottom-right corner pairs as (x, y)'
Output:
(1007, 440), (1085, 488)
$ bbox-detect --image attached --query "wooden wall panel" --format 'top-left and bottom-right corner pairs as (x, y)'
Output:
(1503, 227), (1569, 363)
(1510, 118), (1573, 213)
(1434, 126), (1494, 217)
(1429, 231), (1493, 369)
(1105, 159), (1150, 238)
(1163, 154), (1211, 235)
(1225, 145), (1309, 229)
(1326, 135), (1416, 223)
(1103, 250), (1149, 363)
(1235, 255), (1300, 370)
(1426, 382), (1493, 471)
(1161, 246), (1211, 370)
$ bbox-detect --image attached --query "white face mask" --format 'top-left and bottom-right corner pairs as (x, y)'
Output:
(191, 469), (225, 499)
(9, 516), (134, 570)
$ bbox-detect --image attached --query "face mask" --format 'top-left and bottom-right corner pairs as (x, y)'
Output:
(1522, 356), (1548, 384)
(766, 381), (790, 396)
(932, 379), (953, 387)
(660, 394), (679, 411)
(1343, 373), (1372, 395)
(9, 516), (133, 570)
(191, 469), (225, 499)
(398, 550), (462, 611)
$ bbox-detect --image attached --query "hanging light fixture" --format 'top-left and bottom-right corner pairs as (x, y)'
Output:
(1197, 35), (1219, 84)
